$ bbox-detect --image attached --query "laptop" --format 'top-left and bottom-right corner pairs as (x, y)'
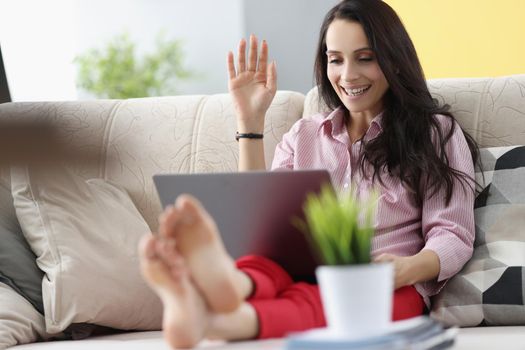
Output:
(153, 170), (332, 282)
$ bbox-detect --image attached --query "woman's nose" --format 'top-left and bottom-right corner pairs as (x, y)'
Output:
(341, 62), (360, 82)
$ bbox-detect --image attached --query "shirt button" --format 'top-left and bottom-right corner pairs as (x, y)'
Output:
(343, 183), (349, 189)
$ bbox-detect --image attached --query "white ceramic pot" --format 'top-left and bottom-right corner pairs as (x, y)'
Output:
(316, 263), (394, 336)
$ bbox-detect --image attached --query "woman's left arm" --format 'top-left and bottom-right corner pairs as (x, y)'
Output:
(375, 116), (476, 290)
(419, 117), (476, 283)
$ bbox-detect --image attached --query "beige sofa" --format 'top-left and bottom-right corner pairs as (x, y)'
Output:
(1, 74), (525, 349)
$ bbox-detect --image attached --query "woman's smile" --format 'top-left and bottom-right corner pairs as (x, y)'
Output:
(340, 84), (371, 98)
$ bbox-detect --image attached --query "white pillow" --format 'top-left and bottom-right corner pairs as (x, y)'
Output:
(11, 166), (162, 334)
(0, 282), (50, 349)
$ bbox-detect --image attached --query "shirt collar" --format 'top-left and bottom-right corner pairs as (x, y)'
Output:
(318, 106), (384, 142)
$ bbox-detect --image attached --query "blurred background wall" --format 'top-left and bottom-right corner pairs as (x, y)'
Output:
(385, 0), (525, 79)
(0, 0), (337, 101)
(0, 0), (522, 102)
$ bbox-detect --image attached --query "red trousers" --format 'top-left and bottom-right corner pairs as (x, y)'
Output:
(237, 255), (424, 339)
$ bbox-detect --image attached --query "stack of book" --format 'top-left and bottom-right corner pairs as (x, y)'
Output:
(286, 316), (457, 350)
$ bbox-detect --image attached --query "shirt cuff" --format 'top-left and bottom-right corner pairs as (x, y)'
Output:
(422, 235), (473, 282)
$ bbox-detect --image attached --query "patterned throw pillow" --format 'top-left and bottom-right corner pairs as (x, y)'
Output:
(431, 145), (525, 326)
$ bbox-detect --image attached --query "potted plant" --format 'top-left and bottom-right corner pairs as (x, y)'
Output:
(297, 185), (393, 336)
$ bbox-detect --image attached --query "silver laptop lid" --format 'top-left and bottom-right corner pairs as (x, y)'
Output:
(153, 170), (332, 281)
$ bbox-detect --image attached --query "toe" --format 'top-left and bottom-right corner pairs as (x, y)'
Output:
(159, 206), (180, 238)
(139, 234), (157, 260)
(140, 237), (191, 294)
(157, 239), (185, 269)
(139, 235), (174, 286)
(175, 194), (208, 224)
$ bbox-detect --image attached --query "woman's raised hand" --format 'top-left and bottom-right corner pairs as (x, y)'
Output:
(227, 35), (277, 133)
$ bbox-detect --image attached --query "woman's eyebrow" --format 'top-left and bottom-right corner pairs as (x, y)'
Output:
(354, 47), (373, 53)
(326, 47), (373, 54)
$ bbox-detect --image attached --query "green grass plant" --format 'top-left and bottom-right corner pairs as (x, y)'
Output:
(295, 184), (378, 266)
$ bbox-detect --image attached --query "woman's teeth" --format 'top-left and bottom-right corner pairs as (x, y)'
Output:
(343, 86), (370, 96)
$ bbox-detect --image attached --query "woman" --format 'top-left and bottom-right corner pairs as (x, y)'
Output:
(139, 0), (478, 348)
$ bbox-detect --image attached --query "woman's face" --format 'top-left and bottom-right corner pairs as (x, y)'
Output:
(325, 19), (389, 119)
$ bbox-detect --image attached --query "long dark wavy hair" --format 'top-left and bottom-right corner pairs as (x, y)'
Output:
(314, 0), (479, 205)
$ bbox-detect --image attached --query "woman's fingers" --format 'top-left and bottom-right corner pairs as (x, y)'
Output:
(266, 61), (277, 93)
(237, 38), (246, 73)
(257, 39), (268, 75)
(373, 253), (395, 262)
(229, 35), (275, 92)
(247, 34), (258, 72)
(227, 51), (236, 79)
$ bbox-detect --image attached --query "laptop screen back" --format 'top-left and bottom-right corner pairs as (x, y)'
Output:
(153, 170), (332, 282)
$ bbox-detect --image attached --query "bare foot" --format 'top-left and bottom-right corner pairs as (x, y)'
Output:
(139, 234), (210, 349)
(157, 194), (244, 313)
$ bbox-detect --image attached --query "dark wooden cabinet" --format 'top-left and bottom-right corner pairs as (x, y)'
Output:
(0, 46), (11, 103)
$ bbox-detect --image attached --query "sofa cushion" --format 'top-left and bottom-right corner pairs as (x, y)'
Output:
(0, 181), (44, 315)
(11, 164), (163, 334)
(102, 92), (304, 231)
(431, 145), (525, 326)
(0, 282), (50, 349)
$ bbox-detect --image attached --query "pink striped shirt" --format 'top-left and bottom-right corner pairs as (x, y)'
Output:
(271, 107), (475, 302)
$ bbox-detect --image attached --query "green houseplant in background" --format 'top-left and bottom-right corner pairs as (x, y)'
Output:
(297, 185), (394, 336)
(75, 32), (194, 99)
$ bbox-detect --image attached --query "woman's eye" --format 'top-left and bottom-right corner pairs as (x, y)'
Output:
(358, 57), (374, 62)
(328, 59), (341, 64)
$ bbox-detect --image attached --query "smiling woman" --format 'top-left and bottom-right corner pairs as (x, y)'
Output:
(137, 0), (481, 348)
(324, 20), (389, 141)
